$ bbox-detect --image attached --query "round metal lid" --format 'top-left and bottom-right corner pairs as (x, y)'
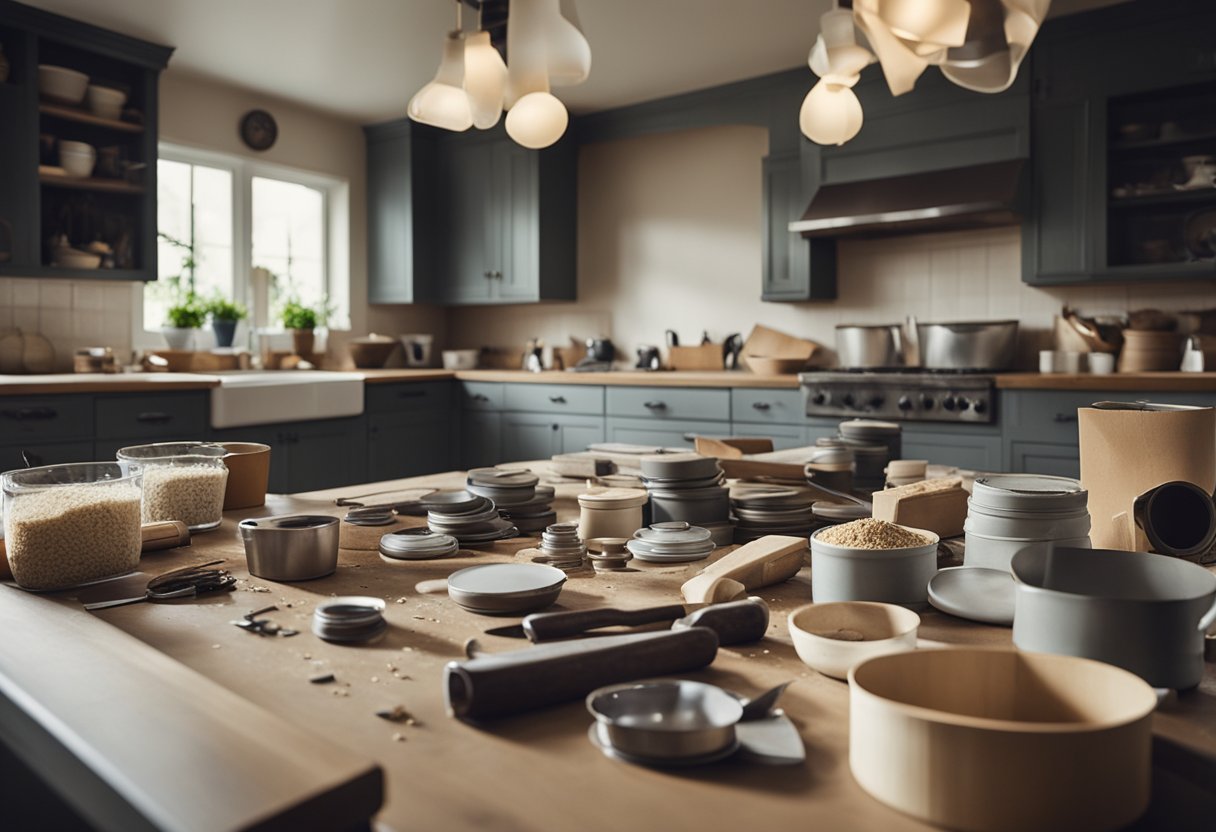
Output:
(971, 475), (1087, 512)
(466, 468), (540, 488)
(446, 563), (566, 598)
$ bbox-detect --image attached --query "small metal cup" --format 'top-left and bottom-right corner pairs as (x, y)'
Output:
(239, 514), (340, 581)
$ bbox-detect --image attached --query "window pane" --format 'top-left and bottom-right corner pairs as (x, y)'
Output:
(146, 159), (234, 330)
(252, 176), (325, 323)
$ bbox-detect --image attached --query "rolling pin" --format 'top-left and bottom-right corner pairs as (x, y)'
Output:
(681, 534), (807, 604)
(0, 520), (191, 581)
(444, 628), (719, 721)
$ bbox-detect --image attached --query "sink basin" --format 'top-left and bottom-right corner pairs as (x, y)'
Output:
(210, 371), (364, 429)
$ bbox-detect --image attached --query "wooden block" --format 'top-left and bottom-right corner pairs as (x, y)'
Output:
(681, 535), (808, 604)
(871, 478), (969, 539)
(668, 344), (723, 371)
(550, 453), (617, 479)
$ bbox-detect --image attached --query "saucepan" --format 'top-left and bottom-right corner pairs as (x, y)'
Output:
(916, 319), (1018, 370)
(1011, 546), (1216, 689)
(835, 323), (904, 368)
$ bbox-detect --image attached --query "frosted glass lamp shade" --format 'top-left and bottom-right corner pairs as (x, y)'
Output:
(799, 81), (864, 146)
(463, 31), (507, 129)
(505, 91), (569, 149)
(408, 32), (473, 132)
(546, 0), (591, 86)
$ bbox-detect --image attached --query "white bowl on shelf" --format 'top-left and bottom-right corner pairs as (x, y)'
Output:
(53, 248), (102, 270)
(86, 85), (127, 120)
(38, 65), (90, 104)
(442, 349), (479, 370)
(59, 141), (96, 178)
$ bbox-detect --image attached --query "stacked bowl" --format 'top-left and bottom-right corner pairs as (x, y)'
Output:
(963, 474), (1090, 570)
(730, 484), (817, 542)
(640, 454), (732, 543)
(379, 527), (460, 561)
(466, 468), (555, 533)
(626, 522), (716, 563)
(426, 490), (518, 545)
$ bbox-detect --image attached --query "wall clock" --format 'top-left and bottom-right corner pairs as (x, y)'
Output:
(240, 109), (278, 151)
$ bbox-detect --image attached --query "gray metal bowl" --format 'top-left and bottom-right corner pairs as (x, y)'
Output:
(1011, 546), (1216, 689)
(239, 514), (340, 581)
(586, 679), (743, 760)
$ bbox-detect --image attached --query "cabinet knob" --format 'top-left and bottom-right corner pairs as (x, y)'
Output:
(643, 401), (667, 410)
(551, 423), (559, 431)
(751, 402), (771, 411)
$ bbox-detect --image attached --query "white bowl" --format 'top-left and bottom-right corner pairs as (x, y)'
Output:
(86, 84), (127, 120)
(59, 144), (96, 178)
(442, 349), (479, 370)
(788, 601), (919, 680)
(39, 64), (89, 104)
(53, 248), (102, 270)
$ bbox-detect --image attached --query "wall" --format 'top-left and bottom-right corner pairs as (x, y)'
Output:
(446, 125), (1216, 369)
(0, 70), (444, 371)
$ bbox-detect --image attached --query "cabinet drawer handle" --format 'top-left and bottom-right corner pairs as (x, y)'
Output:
(1052, 413), (1078, 423)
(471, 393), (490, 403)
(643, 401), (667, 410)
(3, 407), (57, 421)
(396, 390), (426, 399)
(549, 395), (566, 404)
(751, 402), (771, 411)
(136, 411), (172, 423)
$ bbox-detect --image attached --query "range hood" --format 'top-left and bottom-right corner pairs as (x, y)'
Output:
(789, 159), (1026, 238)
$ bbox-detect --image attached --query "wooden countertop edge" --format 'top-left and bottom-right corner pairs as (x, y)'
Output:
(0, 379), (223, 394)
(996, 372), (1216, 391)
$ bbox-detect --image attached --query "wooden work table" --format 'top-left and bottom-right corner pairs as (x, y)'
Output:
(1, 467), (1214, 831)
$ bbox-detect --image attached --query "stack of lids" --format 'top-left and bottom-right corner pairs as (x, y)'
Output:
(836, 420), (902, 492)
(379, 527), (460, 561)
(818, 436), (886, 492)
(446, 563), (567, 615)
(426, 489), (518, 545)
(466, 468), (556, 533)
(529, 522), (589, 571)
(626, 522), (716, 563)
(640, 454), (732, 533)
(586, 537), (632, 571)
(730, 484), (818, 542)
(312, 597), (387, 643)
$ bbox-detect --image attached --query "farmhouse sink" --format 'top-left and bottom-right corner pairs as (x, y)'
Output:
(210, 371), (365, 429)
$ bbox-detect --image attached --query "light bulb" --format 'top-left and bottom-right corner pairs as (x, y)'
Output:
(505, 91), (569, 149)
(799, 81), (864, 146)
(408, 32), (473, 132)
(463, 31), (507, 129)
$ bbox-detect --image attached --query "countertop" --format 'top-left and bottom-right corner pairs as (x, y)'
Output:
(0, 372), (223, 394)
(1, 465), (1212, 831)
(996, 372), (1216, 391)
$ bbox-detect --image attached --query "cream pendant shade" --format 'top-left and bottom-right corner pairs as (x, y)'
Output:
(463, 31), (508, 129)
(505, 0), (550, 108)
(408, 32), (473, 132)
(942, 0), (1048, 93)
(546, 0), (591, 86)
(875, 0), (970, 47)
(810, 7), (876, 80)
(505, 90), (569, 149)
(799, 81), (864, 146)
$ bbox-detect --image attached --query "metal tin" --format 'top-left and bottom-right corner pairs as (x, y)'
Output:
(239, 514), (340, 581)
(586, 679), (743, 761)
(810, 525), (940, 607)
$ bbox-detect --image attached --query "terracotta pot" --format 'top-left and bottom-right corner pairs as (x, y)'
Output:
(291, 328), (315, 356)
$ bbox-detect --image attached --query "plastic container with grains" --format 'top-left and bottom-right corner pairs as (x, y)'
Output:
(117, 442), (228, 532)
(2, 462), (143, 591)
(811, 519), (940, 607)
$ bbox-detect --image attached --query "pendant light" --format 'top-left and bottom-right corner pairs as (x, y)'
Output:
(941, 0), (1050, 93)
(463, 4), (508, 129)
(504, 0), (573, 149)
(408, 1), (473, 132)
(800, 5), (874, 146)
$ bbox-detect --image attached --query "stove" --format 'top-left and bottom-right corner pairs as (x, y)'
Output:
(798, 370), (997, 423)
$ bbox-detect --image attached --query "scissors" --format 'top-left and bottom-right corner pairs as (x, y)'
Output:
(83, 560), (236, 611)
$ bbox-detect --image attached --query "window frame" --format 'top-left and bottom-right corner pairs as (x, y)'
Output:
(136, 142), (348, 347)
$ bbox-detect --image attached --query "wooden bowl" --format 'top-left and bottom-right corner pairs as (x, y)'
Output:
(745, 356), (806, 375)
(849, 648), (1156, 832)
(348, 338), (396, 369)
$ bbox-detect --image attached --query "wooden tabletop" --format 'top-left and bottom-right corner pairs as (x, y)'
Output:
(2, 467), (1214, 831)
(996, 372), (1216, 391)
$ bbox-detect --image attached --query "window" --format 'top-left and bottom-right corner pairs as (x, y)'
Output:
(141, 144), (348, 342)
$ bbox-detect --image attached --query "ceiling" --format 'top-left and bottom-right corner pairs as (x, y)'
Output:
(23, 0), (1126, 124)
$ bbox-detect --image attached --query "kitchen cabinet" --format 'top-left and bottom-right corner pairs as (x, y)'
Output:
(606, 386), (730, 423)
(95, 392), (208, 448)
(1022, 0), (1216, 286)
(365, 381), (454, 481)
(0, 1), (172, 281)
(901, 424), (1003, 473)
(500, 412), (604, 463)
(1007, 441), (1081, 479)
(433, 127), (576, 305)
(210, 417), (366, 494)
(605, 416), (731, 449)
(762, 151), (835, 301)
(730, 422), (804, 450)
(460, 410), (502, 471)
(365, 120), (440, 303)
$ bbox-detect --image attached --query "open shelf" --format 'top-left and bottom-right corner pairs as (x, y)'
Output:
(39, 102), (144, 133)
(1109, 128), (1216, 153)
(1109, 188), (1216, 208)
(40, 173), (144, 194)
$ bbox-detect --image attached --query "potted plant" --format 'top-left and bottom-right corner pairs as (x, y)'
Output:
(206, 296), (247, 348)
(163, 295), (205, 350)
(280, 298), (320, 356)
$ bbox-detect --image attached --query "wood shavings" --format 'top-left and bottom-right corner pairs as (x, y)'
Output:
(310, 673), (335, 684)
(376, 705), (418, 724)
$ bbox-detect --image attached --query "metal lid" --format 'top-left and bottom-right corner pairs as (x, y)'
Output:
(379, 527), (459, 560)
(578, 487), (648, 509)
(466, 468), (540, 488)
(971, 475), (1088, 513)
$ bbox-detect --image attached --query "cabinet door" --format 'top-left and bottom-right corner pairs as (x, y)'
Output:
(762, 152), (836, 301)
(731, 422), (805, 450)
(284, 419), (367, 493)
(439, 141), (495, 304)
(901, 427), (1003, 472)
(1007, 441), (1080, 479)
(605, 417), (732, 450)
(208, 425), (289, 493)
(0, 441), (94, 472)
(368, 411), (452, 481)
(555, 418), (605, 455)
(500, 413), (559, 463)
(461, 410), (502, 470)
(495, 141), (540, 301)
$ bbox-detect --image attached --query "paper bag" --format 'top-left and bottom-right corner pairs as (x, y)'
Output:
(1078, 402), (1216, 550)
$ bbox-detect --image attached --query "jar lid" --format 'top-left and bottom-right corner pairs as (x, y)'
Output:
(578, 487), (648, 509)
(116, 441), (225, 461)
(971, 475), (1088, 512)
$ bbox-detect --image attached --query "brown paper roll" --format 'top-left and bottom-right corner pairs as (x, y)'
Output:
(1079, 403), (1216, 550)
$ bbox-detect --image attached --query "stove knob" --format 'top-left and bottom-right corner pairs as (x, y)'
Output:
(972, 399), (987, 414)
(868, 395), (885, 409)
(920, 394), (935, 410)
(942, 396), (958, 411)
(842, 393), (856, 408)
(897, 395), (913, 411)
(811, 391), (828, 406)
(957, 397), (971, 412)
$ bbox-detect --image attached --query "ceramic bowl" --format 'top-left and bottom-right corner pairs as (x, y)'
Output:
(348, 336), (396, 368)
(788, 601), (920, 680)
(38, 64), (89, 104)
(86, 84), (127, 120)
(443, 349), (479, 370)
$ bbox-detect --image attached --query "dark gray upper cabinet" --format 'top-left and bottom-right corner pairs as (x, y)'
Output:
(1022, 0), (1216, 286)
(364, 119), (439, 303)
(433, 126), (576, 305)
(762, 150), (835, 301)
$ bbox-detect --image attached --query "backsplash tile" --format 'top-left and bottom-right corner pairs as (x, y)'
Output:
(0, 276), (137, 372)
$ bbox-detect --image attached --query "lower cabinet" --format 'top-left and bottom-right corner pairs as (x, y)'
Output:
(1006, 441), (1081, 479)
(500, 412), (605, 463)
(901, 425), (1004, 472)
(605, 417), (732, 449)
(0, 441), (94, 472)
(730, 422), (805, 450)
(461, 410), (502, 470)
(210, 417), (366, 495)
(368, 410), (453, 481)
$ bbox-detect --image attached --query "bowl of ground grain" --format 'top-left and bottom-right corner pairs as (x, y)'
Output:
(811, 518), (939, 607)
(117, 442), (228, 532)
(788, 601), (921, 680)
(2, 461), (143, 591)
